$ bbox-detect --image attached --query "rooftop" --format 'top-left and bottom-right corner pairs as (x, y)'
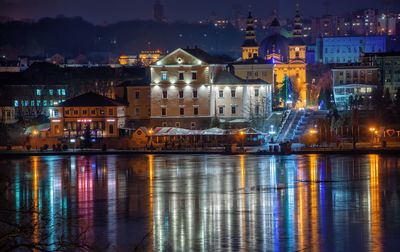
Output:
(182, 47), (227, 64)
(59, 92), (126, 107)
(214, 70), (270, 85)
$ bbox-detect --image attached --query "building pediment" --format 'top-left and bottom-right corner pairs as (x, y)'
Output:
(153, 48), (205, 66)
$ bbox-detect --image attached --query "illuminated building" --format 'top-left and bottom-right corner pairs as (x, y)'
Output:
(150, 47), (272, 129)
(332, 65), (379, 110)
(363, 52), (400, 97)
(233, 8), (308, 108)
(150, 47), (225, 129)
(119, 55), (138, 66)
(119, 50), (163, 67)
(138, 50), (163, 66)
(114, 77), (151, 125)
(211, 71), (272, 123)
(320, 36), (386, 64)
(49, 92), (127, 138)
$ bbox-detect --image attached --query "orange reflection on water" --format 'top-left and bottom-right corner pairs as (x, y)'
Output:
(296, 170), (306, 251)
(369, 154), (382, 252)
(32, 156), (40, 249)
(239, 154), (248, 251)
(148, 155), (154, 248)
(309, 154), (320, 252)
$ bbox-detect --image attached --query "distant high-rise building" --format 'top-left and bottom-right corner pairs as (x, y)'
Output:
(153, 0), (165, 22)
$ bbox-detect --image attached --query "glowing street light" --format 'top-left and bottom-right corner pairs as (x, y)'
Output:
(32, 129), (39, 150)
(369, 127), (376, 145)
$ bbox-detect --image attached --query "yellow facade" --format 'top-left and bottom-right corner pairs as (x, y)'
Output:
(273, 63), (307, 108)
(242, 47), (259, 60)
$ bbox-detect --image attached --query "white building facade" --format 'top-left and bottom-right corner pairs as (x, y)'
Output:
(150, 48), (272, 129)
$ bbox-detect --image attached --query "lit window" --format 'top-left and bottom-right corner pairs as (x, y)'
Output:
(36, 89), (41, 96)
(61, 89), (66, 96)
(30, 100), (35, 106)
(57, 89), (62, 95)
(14, 100), (18, 107)
(49, 89), (54, 95)
(161, 72), (167, 81)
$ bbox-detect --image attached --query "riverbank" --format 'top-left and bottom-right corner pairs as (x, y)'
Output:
(1, 147), (400, 157)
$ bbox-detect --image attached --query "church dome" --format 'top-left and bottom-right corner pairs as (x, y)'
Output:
(259, 17), (290, 61)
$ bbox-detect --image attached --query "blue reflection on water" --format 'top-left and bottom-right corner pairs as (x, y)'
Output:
(0, 154), (400, 251)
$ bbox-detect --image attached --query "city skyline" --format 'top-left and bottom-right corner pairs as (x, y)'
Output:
(0, 0), (399, 24)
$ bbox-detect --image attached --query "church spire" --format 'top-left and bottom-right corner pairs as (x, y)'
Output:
(241, 12), (259, 60)
(293, 4), (302, 37)
(245, 12), (256, 41)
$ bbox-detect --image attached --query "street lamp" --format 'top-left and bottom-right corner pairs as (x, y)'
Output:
(369, 127), (375, 145)
(32, 129), (39, 150)
(239, 131), (245, 151)
(148, 128), (154, 150)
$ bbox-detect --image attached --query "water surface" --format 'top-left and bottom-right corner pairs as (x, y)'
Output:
(1, 154), (400, 251)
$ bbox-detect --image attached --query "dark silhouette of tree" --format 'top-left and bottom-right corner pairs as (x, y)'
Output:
(383, 87), (392, 107)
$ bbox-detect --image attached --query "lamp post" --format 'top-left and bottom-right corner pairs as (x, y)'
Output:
(369, 127), (375, 145)
(239, 130), (245, 152)
(32, 129), (39, 150)
(148, 128), (154, 150)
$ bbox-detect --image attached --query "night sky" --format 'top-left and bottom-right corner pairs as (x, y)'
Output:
(0, 0), (399, 24)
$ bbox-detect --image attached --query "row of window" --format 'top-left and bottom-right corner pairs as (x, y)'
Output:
(14, 100), (65, 107)
(36, 89), (66, 96)
(246, 71), (268, 78)
(161, 107), (199, 116)
(162, 89), (198, 99)
(64, 108), (114, 116)
(338, 70), (373, 77)
(161, 71), (197, 81)
(160, 121), (196, 128)
(160, 89), (260, 99)
(334, 87), (373, 95)
(63, 123), (114, 134)
(159, 105), (261, 116)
